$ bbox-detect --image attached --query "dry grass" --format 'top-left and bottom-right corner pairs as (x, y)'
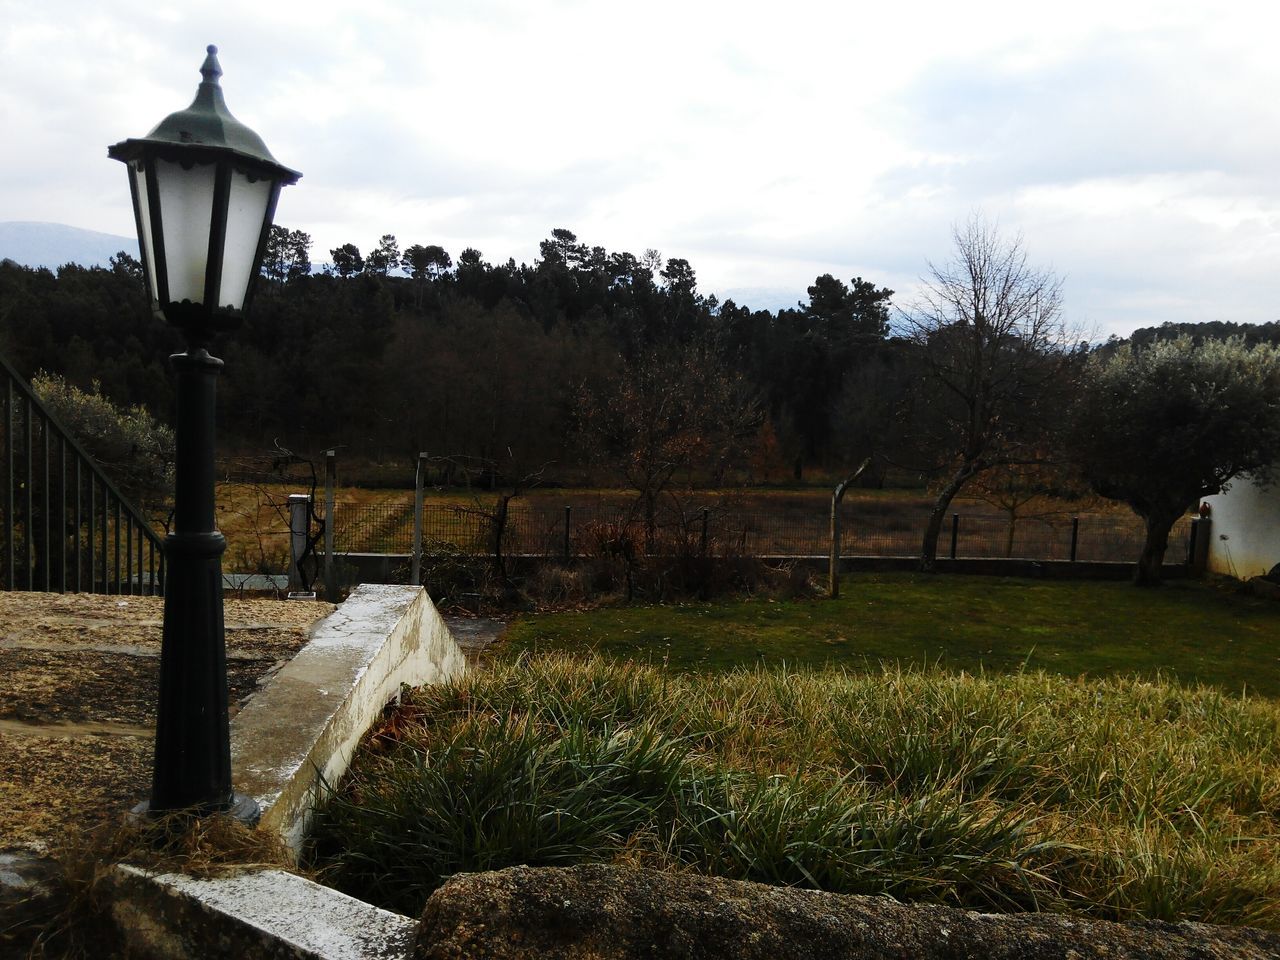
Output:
(213, 477), (1146, 573)
(6, 812), (297, 959)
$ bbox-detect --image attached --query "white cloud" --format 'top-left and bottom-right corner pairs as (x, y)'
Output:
(3, 0), (1280, 336)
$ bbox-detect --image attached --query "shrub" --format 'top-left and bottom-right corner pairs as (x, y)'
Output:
(31, 373), (174, 517)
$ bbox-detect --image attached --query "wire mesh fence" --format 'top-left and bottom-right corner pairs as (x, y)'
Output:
(322, 498), (1191, 565)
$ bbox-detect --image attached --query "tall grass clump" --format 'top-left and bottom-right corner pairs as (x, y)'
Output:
(308, 656), (1280, 927)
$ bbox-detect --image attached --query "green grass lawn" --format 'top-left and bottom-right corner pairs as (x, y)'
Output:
(500, 574), (1280, 697)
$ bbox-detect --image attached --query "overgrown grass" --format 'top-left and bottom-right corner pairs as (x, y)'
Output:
(308, 656), (1280, 927)
(502, 575), (1280, 697)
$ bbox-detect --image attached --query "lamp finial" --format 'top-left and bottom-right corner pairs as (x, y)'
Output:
(200, 45), (222, 85)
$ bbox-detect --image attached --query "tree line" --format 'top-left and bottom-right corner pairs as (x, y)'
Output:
(0, 226), (895, 483)
(5, 218), (1280, 586)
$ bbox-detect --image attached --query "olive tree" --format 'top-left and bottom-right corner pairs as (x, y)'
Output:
(1070, 335), (1280, 586)
(31, 373), (174, 518)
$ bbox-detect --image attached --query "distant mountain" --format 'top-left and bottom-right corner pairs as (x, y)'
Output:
(718, 286), (801, 314)
(0, 221), (137, 271)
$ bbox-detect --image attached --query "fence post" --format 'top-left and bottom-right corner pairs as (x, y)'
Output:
(830, 496), (842, 599)
(412, 452), (427, 586)
(950, 513), (959, 560)
(700, 508), (709, 556)
(324, 450), (337, 601)
(1070, 516), (1080, 563)
(287, 494), (311, 592)
(563, 505), (572, 561)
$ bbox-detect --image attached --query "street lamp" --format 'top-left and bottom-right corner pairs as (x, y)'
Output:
(109, 45), (301, 820)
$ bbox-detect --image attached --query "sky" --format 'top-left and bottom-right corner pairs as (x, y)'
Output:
(3, 0), (1280, 338)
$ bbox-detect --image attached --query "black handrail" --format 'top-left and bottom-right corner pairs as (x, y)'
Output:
(0, 351), (166, 595)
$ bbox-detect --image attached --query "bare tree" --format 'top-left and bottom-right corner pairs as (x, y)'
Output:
(901, 217), (1079, 571)
(969, 458), (1086, 558)
(577, 335), (760, 543)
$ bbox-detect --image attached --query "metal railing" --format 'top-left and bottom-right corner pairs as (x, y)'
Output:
(323, 497), (1189, 566)
(1, 353), (166, 595)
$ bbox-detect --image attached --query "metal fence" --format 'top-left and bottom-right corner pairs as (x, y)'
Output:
(0, 354), (165, 595)
(323, 497), (1190, 565)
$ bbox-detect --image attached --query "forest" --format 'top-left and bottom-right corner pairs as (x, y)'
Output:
(6, 224), (1280, 501)
(0, 226), (903, 486)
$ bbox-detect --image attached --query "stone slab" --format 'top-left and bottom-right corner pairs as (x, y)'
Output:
(112, 865), (415, 960)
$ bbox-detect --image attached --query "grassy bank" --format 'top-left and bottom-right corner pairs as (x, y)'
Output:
(501, 575), (1280, 697)
(309, 656), (1280, 927)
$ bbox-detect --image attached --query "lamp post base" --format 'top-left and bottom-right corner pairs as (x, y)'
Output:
(131, 793), (261, 828)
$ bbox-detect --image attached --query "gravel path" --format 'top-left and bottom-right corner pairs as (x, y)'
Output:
(0, 595), (492, 852)
(0, 592), (328, 851)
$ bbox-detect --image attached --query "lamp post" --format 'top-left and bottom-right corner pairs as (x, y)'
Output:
(109, 46), (301, 819)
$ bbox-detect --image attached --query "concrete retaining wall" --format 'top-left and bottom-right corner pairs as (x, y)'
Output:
(232, 584), (466, 854)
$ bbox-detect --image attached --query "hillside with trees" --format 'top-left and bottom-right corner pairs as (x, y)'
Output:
(0, 227), (899, 487)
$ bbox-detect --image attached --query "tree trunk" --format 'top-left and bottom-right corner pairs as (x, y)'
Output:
(919, 464), (978, 572)
(1134, 511), (1177, 587)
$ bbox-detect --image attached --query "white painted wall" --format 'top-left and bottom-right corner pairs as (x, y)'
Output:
(1204, 475), (1280, 579)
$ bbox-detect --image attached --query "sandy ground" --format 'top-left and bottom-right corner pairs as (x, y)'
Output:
(0, 591), (330, 851)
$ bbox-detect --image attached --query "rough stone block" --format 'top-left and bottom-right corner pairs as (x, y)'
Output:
(417, 865), (1280, 960)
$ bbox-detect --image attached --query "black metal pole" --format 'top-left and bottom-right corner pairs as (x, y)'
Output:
(950, 513), (959, 560)
(1070, 516), (1080, 563)
(145, 344), (257, 822)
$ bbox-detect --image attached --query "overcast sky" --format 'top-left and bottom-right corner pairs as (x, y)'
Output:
(3, 0), (1279, 337)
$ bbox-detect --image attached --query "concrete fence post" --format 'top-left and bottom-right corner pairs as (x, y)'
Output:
(324, 450), (337, 601)
(412, 452), (427, 585)
(828, 459), (870, 600)
(287, 494), (311, 592)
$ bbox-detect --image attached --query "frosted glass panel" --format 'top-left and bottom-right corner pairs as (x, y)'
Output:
(155, 158), (215, 304)
(218, 171), (273, 310)
(130, 162), (159, 301)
